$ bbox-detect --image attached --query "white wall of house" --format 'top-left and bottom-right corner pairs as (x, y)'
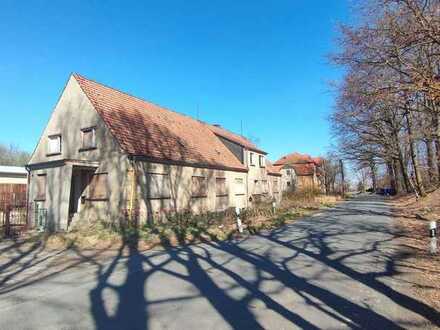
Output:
(133, 161), (248, 222)
(0, 166), (27, 184)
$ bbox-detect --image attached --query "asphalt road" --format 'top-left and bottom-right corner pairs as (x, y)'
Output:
(0, 194), (439, 329)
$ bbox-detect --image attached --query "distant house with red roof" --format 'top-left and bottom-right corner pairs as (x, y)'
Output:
(273, 152), (324, 192)
(27, 74), (282, 231)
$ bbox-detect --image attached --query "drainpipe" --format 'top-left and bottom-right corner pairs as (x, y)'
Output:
(128, 158), (138, 223)
(24, 165), (31, 229)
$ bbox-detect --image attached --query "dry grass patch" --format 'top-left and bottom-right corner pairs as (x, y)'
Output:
(6, 192), (342, 252)
(391, 190), (440, 313)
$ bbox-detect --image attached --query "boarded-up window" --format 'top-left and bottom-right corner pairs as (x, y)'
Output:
(273, 178), (279, 193)
(215, 177), (227, 196)
(147, 173), (171, 199)
(235, 177), (245, 195)
(262, 180), (268, 193)
(81, 127), (96, 149)
(48, 135), (61, 154)
(89, 173), (108, 200)
(35, 174), (46, 200)
(192, 176), (207, 197)
(254, 180), (261, 194)
(216, 196), (229, 211)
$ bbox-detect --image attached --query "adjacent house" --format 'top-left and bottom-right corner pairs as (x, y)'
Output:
(273, 152), (324, 192)
(27, 74), (282, 231)
(0, 166), (28, 207)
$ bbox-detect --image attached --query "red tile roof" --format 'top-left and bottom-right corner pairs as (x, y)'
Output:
(266, 161), (282, 176)
(207, 124), (266, 154)
(312, 157), (324, 166)
(274, 152), (313, 166)
(74, 74), (247, 172)
(291, 163), (315, 176)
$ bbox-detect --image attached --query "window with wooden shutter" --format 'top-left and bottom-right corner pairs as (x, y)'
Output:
(47, 135), (61, 155)
(273, 178), (279, 193)
(89, 173), (108, 200)
(234, 177), (245, 195)
(262, 180), (268, 193)
(35, 174), (46, 201)
(192, 176), (207, 197)
(147, 173), (171, 199)
(215, 177), (227, 196)
(81, 127), (96, 150)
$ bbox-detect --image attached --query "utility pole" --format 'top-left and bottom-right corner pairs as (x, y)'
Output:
(340, 159), (345, 198)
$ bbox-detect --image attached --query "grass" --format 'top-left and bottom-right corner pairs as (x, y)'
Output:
(4, 192), (342, 251)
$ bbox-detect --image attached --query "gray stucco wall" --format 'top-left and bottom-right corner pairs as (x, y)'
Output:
(27, 75), (283, 231)
(28, 76), (130, 230)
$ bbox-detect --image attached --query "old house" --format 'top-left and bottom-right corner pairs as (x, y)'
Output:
(273, 152), (324, 192)
(27, 74), (281, 231)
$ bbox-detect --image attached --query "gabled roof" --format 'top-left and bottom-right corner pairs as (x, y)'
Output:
(266, 161), (282, 176)
(74, 74), (247, 172)
(274, 152), (313, 166)
(291, 163), (315, 176)
(207, 124), (267, 155)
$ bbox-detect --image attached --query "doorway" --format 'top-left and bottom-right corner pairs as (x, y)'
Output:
(68, 167), (95, 227)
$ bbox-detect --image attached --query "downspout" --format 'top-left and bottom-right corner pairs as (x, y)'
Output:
(24, 165), (31, 229)
(128, 158), (138, 223)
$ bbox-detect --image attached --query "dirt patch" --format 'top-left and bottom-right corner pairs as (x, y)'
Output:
(391, 191), (440, 316)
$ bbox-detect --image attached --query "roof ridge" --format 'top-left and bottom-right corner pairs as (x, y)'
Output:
(71, 73), (247, 171)
(73, 73), (205, 125)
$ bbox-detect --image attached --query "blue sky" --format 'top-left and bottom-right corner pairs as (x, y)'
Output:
(0, 0), (349, 161)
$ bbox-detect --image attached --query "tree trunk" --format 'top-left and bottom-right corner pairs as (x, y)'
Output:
(391, 127), (411, 192)
(433, 112), (440, 184)
(392, 158), (402, 194)
(406, 111), (425, 196)
(425, 138), (435, 185)
(369, 160), (377, 192)
(387, 161), (397, 193)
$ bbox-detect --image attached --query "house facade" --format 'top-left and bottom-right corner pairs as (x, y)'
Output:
(273, 153), (324, 192)
(27, 74), (282, 231)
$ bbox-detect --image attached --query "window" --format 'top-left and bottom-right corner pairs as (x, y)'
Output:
(286, 169), (291, 175)
(249, 152), (255, 166)
(259, 155), (265, 167)
(215, 177), (227, 196)
(35, 174), (46, 200)
(89, 173), (108, 200)
(254, 180), (263, 194)
(81, 127), (96, 150)
(262, 180), (268, 193)
(235, 177), (245, 195)
(273, 179), (279, 193)
(192, 176), (207, 197)
(287, 181), (291, 186)
(47, 135), (61, 155)
(147, 173), (171, 199)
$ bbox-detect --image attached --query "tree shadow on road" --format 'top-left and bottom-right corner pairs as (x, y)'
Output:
(1, 196), (439, 329)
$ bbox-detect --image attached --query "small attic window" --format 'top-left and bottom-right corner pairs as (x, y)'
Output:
(47, 135), (61, 155)
(80, 127), (96, 150)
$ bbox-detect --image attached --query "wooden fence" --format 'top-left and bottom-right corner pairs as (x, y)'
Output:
(0, 184), (28, 236)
